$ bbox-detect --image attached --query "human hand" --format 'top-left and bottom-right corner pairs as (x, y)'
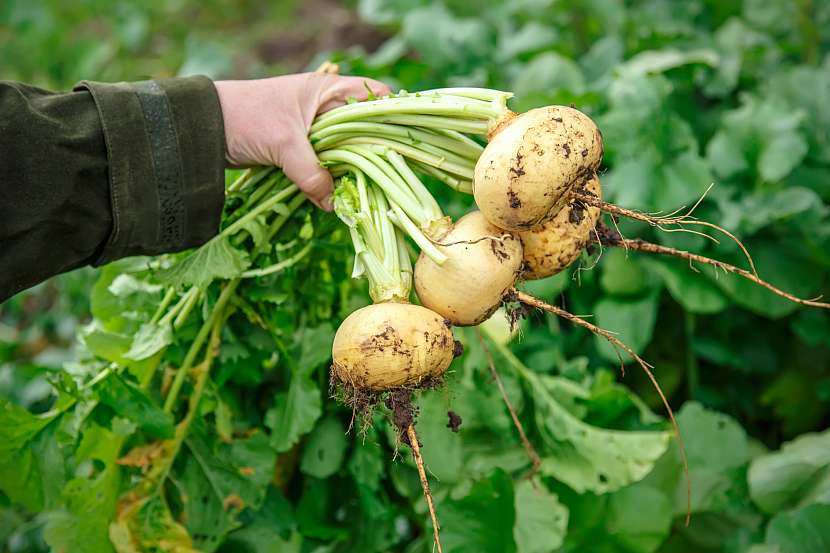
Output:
(214, 73), (391, 210)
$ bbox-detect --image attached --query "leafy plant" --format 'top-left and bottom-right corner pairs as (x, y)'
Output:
(2, 0), (830, 552)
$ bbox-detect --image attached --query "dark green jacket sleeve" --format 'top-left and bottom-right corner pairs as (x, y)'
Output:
(0, 76), (226, 303)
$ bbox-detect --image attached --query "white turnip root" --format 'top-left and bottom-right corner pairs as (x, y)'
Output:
(331, 302), (455, 391)
(519, 172), (602, 280)
(473, 106), (603, 231)
(415, 211), (523, 326)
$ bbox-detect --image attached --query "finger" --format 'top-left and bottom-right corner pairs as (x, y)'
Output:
(318, 76), (392, 113)
(281, 140), (334, 211)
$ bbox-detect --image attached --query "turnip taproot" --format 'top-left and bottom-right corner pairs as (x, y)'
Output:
(473, 106), (603, 231)
(519, 172), (602, 280)
(331, 302), (454, 390)
(415, 211), (523, 326)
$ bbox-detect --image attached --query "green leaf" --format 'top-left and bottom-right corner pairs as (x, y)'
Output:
(400, 4), (490, 72)
(748, 429), (830, 515)
(654, 402), (752, 516)
(765, 504), (830, 553)
(157, 236), (250, 290)
(441, 470), (517, 553)
(348, 428), (385, 491)
(600, 249), (652, 297)
(497, 22), (557, 63)
(300, 416), (347, 479)
(594, 294), (659, 364)
(513, 52), (586, 99)
(80, 323), (133, 365)
(759, 132), (809, 182)
(44, 423), (122, 553)
(706, 95), (808, 182)
(221, 488), (298, 553)
(605, 484), (674, 553)
(528, 373), (671, 494)
(617, 48), (719, 78)
(513, 480), (568, 553)
(706, 130), (749, 179)
(97, 374), (175, 439)
(174, 424), (277, 551)
(0, 400), (65, 511)
(656, 150), (714, 212)
(265, 376), (322, 453)
(294, 324), (335, 377)
(91, 264), (161, 333)
(646, 259), (728, 314)
(713, 240), (824, 318)
(123, 322), (173, 361)
(413, 392), (463, 483)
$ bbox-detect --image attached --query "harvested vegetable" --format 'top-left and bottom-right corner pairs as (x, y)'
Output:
(414, 211), (523, 326)
(519, 172), (602, 280)
(474, 106), (603, 231)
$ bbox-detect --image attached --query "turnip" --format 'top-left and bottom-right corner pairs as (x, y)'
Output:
(331, 302), (454, 390)
(473, 106), (603, 231)
(519, 172), (602, 280)
(415, 211), (523, 326)
(330, 171), (456, 553)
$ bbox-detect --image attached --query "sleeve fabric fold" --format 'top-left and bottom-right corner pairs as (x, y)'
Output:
(0, 76), (226, 302)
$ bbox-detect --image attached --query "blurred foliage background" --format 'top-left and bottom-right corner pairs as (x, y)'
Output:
(2, 0), (830, 552)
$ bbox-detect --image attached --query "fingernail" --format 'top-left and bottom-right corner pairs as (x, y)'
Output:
(321, 194), (334, 211)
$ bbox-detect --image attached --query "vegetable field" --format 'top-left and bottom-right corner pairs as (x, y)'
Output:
(2, 1), (830, 552)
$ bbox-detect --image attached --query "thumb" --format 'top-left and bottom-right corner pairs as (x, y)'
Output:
(280, 140), (334, 211)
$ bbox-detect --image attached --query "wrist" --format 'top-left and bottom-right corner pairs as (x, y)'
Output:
(213, 80), (248, 167)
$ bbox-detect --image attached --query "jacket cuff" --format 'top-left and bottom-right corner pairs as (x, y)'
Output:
(74, 76), (225, 265)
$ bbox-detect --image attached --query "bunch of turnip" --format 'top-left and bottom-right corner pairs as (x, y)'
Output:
(309, 86), (830, 548)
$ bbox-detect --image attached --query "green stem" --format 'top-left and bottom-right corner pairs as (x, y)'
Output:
(418, 87), (513, 103)
(150, 288), (176, 325)
(319, 149), (426, 225)
(385, 150), (443, 221)
(409, 160), (473, 194)
(311, 122), (483, 159)
(226, 168), (253, 193)
(163, 279), (239, 413)
(173, 287), (201, 329)
(159, 286), (194, 326)
(361, 114), (488, 135)
(310, 95), (506, 133)
(372, 187), (400, 277)
(241, 242), (314, 278)
(227, 166), (274, 194)
(479, 325), (532, 382)
(325, 137), (475, 179)
(387, 204), (447, 265)
(262, 192), (306, 246)
(221, 181), (298, 238)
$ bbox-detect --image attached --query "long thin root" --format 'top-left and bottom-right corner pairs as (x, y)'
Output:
(476, 328), (542, 475)
(511, 289), (692, 525)
(594, 225), (830, 310)
(570, 188), (758, 277)
(407, 424), (443, 553)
